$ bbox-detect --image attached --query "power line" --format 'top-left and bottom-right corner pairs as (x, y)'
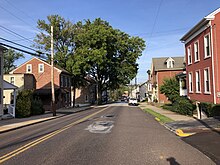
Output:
(0, 42), (47, 59)
(4, 0), (36, 23)
(149, 0), (163, 39)
(0, 25), (35, 45)
(0, 3), (40, 33)
(0, 36), (39, 53)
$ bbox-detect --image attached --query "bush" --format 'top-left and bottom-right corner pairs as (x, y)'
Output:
(200, 102), (220, 117)
(16, 90), (32, 118)
(31, 98), (45, 115)
(16, 90), (45, 117)
(162, 97), (195, 116)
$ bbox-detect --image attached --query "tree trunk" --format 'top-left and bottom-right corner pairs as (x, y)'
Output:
(72, 82), (76, 107)
(96, 81), (102, 105)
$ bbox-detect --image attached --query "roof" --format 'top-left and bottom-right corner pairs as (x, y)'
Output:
(180, 8), (220, 42)
(152, 56), (185, 71)
(3, 80), (18, 90)
(11, 57), (71, 75)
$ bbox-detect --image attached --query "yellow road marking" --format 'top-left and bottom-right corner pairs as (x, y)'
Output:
(175, 129), (196, 137)
(0, 106), (109, 164)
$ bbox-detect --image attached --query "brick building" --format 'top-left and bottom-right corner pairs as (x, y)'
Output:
(180, 8), (220, 104)
(10, 57), (71, 110)
(150, 57), (185, 103)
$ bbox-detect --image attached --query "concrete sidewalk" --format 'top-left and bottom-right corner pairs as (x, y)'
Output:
(0, 106), (93, 134)
(139, 102), (220, 134)
(139, 102), (194, 121)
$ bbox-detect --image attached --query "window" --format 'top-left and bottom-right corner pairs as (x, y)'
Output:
(10, 77), (15, 84)
(187, 46), (192, 64)
(60, 76), (63, 87)
(204, 68), (210, 93)
(204, 34), (211, 58)
(38, 64), (44, 73)
(195, 71), (201, 93)
(189, 73), (193, 93)
(194, 42), (199, 62)
(85, 95), (88, 102)
(0, 57), (1, 75)
(26, 64), (32, 73)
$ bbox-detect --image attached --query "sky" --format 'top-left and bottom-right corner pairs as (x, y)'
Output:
(0, 0), (220, 84)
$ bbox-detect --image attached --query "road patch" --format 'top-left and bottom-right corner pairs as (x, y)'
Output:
(85, 121), (114, 133)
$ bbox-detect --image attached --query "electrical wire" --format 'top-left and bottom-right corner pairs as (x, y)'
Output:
(0, 25), (36, 45)
(0, 3), (40, 33)
(149, 0), (163, 39)
(3, 0), (36, 23)
(0, 36), (40, 53)
(0, 42), (47, 59)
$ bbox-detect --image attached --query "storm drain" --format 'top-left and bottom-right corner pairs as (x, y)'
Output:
(85, 121), (114, 133)
(101, 114), (115, 118)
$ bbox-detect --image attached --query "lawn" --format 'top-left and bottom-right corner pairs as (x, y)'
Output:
(144, 108), (174, 123)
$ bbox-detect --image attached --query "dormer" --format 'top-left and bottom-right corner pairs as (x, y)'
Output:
(165, 57), (175, 68)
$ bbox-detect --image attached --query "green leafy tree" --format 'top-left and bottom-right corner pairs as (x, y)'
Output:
(34, 15), (75, 69)
(34, 15), (85, 106)
(160, 77), (180, 104)
(69, 18), (145, 104)
(3, 49), (24, 74)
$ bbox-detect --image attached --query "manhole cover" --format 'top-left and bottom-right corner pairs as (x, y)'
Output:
(85, 121), (114, 133)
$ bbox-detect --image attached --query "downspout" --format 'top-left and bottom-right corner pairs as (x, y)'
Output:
(210, 23), (216, 104)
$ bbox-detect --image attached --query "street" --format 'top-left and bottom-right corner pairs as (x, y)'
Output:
(0, 103), (215, 165)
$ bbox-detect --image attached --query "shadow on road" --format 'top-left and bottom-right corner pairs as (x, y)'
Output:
(166, 157), (180, 165)
(195, 117), (220, 135)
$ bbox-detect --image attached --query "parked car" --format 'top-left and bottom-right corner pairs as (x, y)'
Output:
(128, 98), (138, 106)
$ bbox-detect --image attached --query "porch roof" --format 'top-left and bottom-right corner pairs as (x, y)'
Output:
(3, 80), (18, 90)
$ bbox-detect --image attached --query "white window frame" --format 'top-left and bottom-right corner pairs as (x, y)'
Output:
(194, 41), (200, 62)
(204, 68), (211, 94)
(10, 77), (15, 84)
(38, 64), (44, 73)
(195, 70), (201, 93)
(26, 64), (32, 73)
(204, 33), (211, 58)
(187, 46), (192, 65)
(188, 72), (193, 93)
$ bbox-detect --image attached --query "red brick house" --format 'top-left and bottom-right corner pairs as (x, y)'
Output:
(150, 57), (185, 103)
(10, 57), (71, 110)
(180, 8), (220, 104)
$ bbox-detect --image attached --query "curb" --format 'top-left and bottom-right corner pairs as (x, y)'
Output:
(0, 115), (64, 134)
(0, 107), (93, 134)
(175, 129), (196, 137)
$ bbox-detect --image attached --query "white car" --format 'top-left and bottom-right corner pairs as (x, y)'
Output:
(128, 98), (138, 106)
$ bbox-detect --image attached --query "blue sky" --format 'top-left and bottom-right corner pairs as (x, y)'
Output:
(0, 0), (220, 84)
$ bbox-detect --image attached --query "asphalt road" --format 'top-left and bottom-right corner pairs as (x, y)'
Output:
(0, 103), (215, 165)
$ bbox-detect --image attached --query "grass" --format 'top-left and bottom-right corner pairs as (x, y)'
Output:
(144, 108), (174, 123)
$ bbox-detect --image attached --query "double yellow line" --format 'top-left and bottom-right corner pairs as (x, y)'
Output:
(0, 106), (109, 164)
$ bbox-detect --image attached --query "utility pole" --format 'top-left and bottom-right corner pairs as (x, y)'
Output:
(51, 26), (56, 116)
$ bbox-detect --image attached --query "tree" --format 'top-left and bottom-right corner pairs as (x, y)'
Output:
(34, 15), (75, 69)
(34, 15), (85, 107)
(69, 18), (145, 104)
(159, 77), (180, 104)
(3, 49), (24, 74)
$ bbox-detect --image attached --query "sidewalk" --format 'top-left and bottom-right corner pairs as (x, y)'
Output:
(139, 102), (220, 134)
(0, 106), (93, 134)
(139, 102), (194, 121)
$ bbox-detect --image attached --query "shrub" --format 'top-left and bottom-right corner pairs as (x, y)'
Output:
(16, 90), (32, 118)
(31, 98), (45, 115)
(211, 105), (220, 117)
(199, 102), (220, 117)
(162, 97), (195, 116)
